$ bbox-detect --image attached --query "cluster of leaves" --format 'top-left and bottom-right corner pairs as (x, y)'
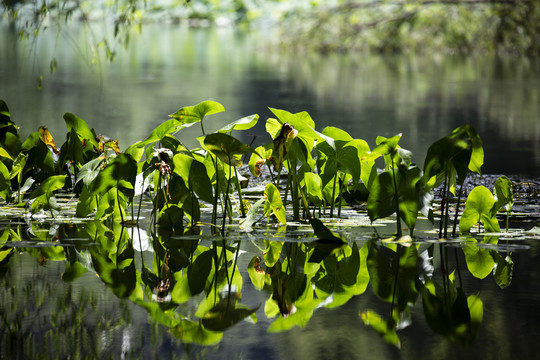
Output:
(0, 98), (515, 241)
(0, 94), (521, 348)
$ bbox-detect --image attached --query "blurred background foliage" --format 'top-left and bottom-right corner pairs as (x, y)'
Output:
(2, 0), (540, 59)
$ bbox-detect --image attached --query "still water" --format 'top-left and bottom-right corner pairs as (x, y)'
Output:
(1, 24), (539, 176)
(1, 23), (540, 360)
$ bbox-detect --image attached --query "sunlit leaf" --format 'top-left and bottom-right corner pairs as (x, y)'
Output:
(264, 183), (287, 225)
(218, 114), (259, 133)
(169, 100), (225, 125)
(459, 186), (500, 233)
(493, 175), (513, 214)
(64, 112), (98, 149)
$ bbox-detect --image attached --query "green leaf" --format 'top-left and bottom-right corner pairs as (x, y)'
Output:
(173, 153), (214, 203)
(218, 114), (259, 133)
(63, 112), (98, 149)
(363, 134), (402, 161)
(304, 172), (323, 207)
(264, 183), (287, 225)
(91, 240), (136, 298)
(170, 100), (224, 124)
(459, 186), (501, 233)
(89, 154), (137, 199)
(423, 125), (484, 189)
(493, 175), (513, 215)
(204, 133), (254, 166)
(76, 155), (106, 187)
(9, 153), (28, 180)
(0, 161), (11, 201)
(29, 175), (66, 214)
(0, 147), (12, 160)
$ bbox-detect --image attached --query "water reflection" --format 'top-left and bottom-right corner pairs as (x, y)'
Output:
(1, 217), (539, 358)
(1, 24), (539, 176)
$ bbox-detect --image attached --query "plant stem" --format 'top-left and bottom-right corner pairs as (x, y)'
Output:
(234, 167), (246, 218)
(390, 156), (402, 237)
(212, 156), (219, 231)
(338, 171), (343, 218)
(330, 173), (337, 218)
(452, 182), (465, 237)
(221, 161), (232, 235)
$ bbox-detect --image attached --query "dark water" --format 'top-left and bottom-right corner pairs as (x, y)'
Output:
(1, 24), (539, 177)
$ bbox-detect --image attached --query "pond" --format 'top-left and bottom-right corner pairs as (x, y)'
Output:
(1, 23), (540, 360)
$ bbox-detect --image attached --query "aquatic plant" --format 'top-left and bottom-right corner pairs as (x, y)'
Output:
(2, 97), (535, 352)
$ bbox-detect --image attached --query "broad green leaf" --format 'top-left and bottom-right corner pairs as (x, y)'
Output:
(91, 241), (136, 298)
(264, 183), (286, 225)
(173, 153), (214, 203)
(64, 112), (98, 149)
(89, 153), (137, 199)
(29, 175), (66, 214)
(268, 108), (327, 151)
(367, 171), (396, 222)
(9, 153), (28, 180)
(423, 125), (484, 189)
(363, 134), (402, 161)
(493, 175), (513, 214)
(76, 155), (106, 187)
(459, 186), (501, 233)
(204, 133), (254, 166)
(315, 243), (360, 304)
(0, 161), (10, 200)
(0, 147), (12, 160)
(304, 172), (323, 207)
(218, 114), (259, 133)
(137, 118), (184, 148)
(169, 100), (225, 125)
